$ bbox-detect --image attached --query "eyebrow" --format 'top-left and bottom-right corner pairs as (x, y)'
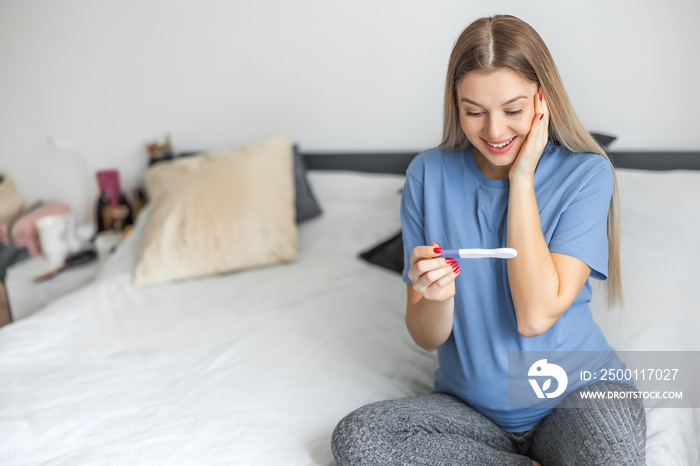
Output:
(460, 96), (528, 107)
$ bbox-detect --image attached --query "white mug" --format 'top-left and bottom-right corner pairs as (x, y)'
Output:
(36, 214), (76, 264)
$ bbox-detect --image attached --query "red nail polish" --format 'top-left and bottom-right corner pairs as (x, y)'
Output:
(455, 267), (461, 274)
(539, 92), (543, 102)
(433, 248), (443, 254)
(451, 261), (459, 268)
(539, 114), (544, 120)
(445, 258), (454, 264)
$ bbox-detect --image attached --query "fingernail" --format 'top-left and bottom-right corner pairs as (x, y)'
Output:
(451, 261), (459, 268)
(433, 247), (443, 254)
(539, 114), (544, 120)
(455, 267), (461, 274)
(539, 92), (543, 102)
(445, 258), (454, 264)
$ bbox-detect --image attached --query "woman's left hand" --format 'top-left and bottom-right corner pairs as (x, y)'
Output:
(509, 87), (549, 180)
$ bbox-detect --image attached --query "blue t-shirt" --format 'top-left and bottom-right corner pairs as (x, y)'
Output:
(401, 142), (626, 432)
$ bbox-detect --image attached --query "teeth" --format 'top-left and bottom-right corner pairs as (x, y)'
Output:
(487, 137), (514, 148)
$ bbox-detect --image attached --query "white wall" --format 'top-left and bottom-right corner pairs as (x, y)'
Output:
(1, 0), (698, 226)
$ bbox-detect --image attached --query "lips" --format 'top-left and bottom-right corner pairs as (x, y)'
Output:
(481, 136), (517, 154)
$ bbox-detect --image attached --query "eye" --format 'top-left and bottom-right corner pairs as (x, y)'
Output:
(466, 112), (484, 117)
(505, 110), (523, 116)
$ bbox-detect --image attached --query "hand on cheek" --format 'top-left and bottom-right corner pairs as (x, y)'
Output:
(509, 87), (549, 180)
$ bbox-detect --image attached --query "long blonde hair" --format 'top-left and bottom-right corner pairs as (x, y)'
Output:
(440, 15), (622, 308)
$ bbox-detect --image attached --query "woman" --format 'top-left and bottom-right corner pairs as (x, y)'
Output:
(332, 15), (646, 465)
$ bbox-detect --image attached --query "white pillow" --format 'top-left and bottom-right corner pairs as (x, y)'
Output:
(590, 168), (700, 351)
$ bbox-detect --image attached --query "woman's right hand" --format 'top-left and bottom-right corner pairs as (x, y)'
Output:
(407, 242), (461, 302)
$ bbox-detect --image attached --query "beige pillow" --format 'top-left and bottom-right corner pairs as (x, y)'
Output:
(133, 134), (298, 287)
(0, 173), (25, 222)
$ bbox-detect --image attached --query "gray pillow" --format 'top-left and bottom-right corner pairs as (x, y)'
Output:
(589, 132), (617, 149)
(293, 145), (322, 223)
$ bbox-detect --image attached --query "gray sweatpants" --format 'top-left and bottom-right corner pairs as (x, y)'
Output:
(332, 381), (646, 465)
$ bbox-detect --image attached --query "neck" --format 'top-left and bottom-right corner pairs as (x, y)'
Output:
(472, 147), (511, 180)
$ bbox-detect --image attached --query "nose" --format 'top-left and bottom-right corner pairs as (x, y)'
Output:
(485, 114), (507, 141)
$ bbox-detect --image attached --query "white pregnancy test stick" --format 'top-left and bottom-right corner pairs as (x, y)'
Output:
(439, 248), (517, 259)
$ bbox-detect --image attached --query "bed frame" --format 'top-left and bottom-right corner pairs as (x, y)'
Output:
(303, 150), (700, 174)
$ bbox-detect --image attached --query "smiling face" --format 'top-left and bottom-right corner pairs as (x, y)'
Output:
(456, 68), (539, 179)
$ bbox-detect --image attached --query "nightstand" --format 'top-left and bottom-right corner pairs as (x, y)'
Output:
(5, 255), (102, 322)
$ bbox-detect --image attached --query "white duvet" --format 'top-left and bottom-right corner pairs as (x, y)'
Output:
(0, 169), (698, 465)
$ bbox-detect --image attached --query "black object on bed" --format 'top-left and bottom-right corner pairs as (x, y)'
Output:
(358, 231), (404, 275)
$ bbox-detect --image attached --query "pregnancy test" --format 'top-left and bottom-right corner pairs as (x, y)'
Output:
(439, 248), (517, 259)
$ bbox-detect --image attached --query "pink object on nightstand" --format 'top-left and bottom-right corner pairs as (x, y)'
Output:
(0, 202), (72, 257)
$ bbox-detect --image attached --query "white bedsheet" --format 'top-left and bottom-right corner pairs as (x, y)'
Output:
(589, 169), (700, 466)
(0, 169), (698, 465)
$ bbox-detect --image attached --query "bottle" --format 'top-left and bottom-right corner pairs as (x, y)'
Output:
(117, 192), (134, 227)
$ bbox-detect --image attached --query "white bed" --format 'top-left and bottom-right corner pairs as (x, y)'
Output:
(0, 167), (698, 465)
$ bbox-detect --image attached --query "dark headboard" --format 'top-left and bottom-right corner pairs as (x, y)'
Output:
(303, 150), (700, 175)
(606, 151), (700, 171)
